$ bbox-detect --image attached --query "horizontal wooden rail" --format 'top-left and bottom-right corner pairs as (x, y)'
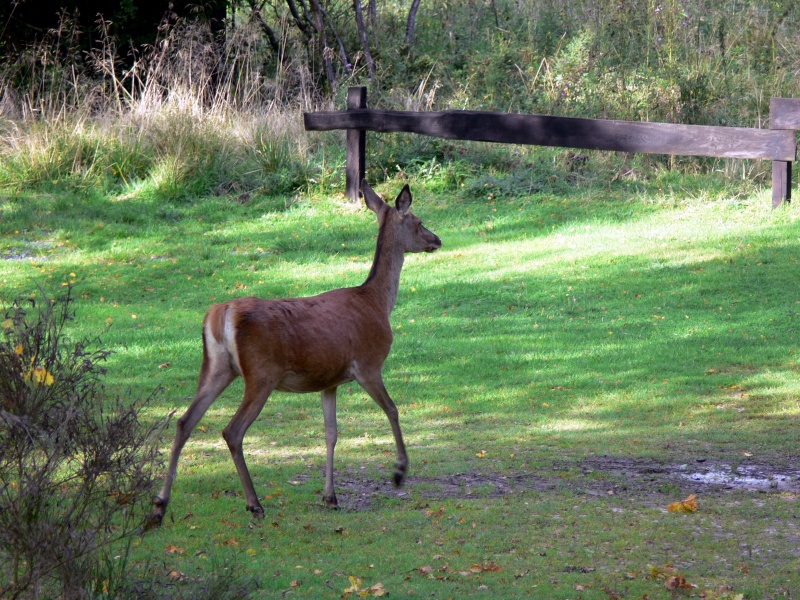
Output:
(305, 109), (796, 161)
(304, 87), (799, 205)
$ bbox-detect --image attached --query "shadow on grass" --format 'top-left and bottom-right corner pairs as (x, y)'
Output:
(387, 237), (800, 460)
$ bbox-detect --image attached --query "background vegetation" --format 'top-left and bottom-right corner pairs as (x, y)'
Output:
(1, 1), (799, 598)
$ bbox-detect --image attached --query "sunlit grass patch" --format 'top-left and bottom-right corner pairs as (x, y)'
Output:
(2, 174), (800, 597)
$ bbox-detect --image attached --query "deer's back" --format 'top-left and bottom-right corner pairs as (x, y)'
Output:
(204, 288), (393, 392)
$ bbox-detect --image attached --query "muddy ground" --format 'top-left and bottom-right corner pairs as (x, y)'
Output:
(320, 456), (800, 511)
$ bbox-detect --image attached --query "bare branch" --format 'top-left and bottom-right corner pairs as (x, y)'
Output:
(250, 1), (282, 55)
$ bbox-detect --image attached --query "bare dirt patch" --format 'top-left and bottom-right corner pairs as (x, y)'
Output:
(326, 456), (800, 511)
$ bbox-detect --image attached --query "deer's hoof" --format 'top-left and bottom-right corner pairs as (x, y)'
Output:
(144, 511), (164, 530)
(247, 505), (265, 519)
(323, 494), (339, 508)
(393, 460), (408, 487)
(145, 496), (167, 530)
(393, 470), (405, 487)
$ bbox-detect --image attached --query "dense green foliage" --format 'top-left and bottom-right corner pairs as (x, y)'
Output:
(388, 0), (800, 125)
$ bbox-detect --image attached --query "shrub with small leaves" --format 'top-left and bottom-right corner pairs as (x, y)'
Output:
(0, 286), (169, 600)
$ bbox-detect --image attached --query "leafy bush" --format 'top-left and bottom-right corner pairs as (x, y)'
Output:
(0, 286), (168, 599)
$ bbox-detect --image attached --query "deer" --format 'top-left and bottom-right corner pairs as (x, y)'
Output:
(149, 181), (441, 526)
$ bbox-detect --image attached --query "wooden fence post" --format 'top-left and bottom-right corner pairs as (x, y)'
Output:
(772, 160), (792, 208)
(770, 97), (800, 208)
(346, 86), (367, 202)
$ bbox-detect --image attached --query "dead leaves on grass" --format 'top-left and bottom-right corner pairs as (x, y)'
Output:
(667, 494), (698, 513)
(414, 560), (503, 581)
(649, 563), (697, 591)
(342, 576), (387, 598)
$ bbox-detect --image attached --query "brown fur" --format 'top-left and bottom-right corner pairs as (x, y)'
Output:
(148, 181), (441, 525)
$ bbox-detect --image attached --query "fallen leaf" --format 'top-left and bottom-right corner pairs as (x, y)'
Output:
(476, 450), (487, 458)
(369, 582), (387, 596)
(165, 544), (185, 555)
(222, 535), (240, 546)
(167, 570), (188, 582)
(344, 575), (363, 593)
(668, 494), (698, 513)
(665, 575), (696, 591)
(342, 576), (386, 598)
(649, 563), (677, 579)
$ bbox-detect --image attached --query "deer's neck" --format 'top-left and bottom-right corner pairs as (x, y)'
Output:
(362, 224), (405, 315)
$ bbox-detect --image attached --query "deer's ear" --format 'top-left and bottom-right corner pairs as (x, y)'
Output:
(395, 184), (412, 214)
(361, 180), (386, 215)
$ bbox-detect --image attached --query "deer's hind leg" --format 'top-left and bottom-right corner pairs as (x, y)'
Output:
(150, 342), (237, 527)
(221, 371), (279, 517)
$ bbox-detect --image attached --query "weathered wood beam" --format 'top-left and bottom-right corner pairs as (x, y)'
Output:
(769, 97), (800, 207)
(770, 97), (800, 130)
(305, 109), (797, 161)
(772, 160), (792, 208)
(345, 87), (367, 202)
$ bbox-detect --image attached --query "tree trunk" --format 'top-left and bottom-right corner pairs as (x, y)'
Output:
(309, 0), (336, 89)
(368, 0), (377, 27)
(353, 0), (375, 78)
(405, 0), (422, 48)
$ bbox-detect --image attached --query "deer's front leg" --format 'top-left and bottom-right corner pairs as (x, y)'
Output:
(358, 375), (408, 487)
(321, 387), (339, 507)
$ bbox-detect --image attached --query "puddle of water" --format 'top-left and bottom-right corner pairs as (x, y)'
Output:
(680, 464), (795, 491)
(2, 241), (55, 261)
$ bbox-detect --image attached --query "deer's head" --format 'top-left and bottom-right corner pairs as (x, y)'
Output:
(361, 180), (442, 254)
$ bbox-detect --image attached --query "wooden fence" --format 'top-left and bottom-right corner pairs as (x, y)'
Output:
(304, 87), (800, 208)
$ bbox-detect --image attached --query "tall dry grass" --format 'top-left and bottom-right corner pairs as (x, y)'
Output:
(1, 0), (799, 196)
(0, 16), (336, 198)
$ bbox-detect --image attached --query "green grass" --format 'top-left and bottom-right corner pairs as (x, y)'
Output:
(2, 168), (799, 598)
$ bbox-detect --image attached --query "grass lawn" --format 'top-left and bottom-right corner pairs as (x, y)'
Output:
(1, 167), (799, 598)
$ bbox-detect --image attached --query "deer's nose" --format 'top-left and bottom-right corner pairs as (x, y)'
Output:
(426, 235), (442, 252)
